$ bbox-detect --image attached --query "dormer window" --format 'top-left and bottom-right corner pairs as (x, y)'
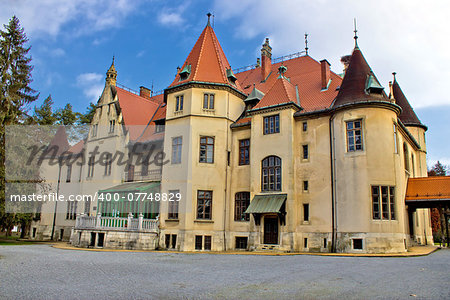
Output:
(226, 68), (237, 85)
(366, 72), (384, 94)
(179, 64), (191, 81)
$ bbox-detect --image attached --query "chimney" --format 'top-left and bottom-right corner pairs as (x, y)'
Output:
(320, 59), (331, 90)
(261, 38), (272, 81)
(139, 86), (152, 99)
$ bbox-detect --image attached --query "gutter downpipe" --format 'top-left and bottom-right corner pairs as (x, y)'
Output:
(50, 162), (62, 241)
(329, 113), (337, 253)
(223, 93), (230, 251)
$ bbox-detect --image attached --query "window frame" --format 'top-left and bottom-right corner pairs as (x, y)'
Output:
(109, 120), (115, 133)
(371, 185), (395, 220)
(66, 164), (72, 183)
(87, 156), (95, 178)
(196, 190), (212, 220)
(175, 95), (184, 112)
(203, 93), (215, 109)
(263, 114), (280, 135)
(238, 139), (250, 165)
(104, 153), (112, 176)
(346, 119), (363, 152)
(168, 189), (180, 220)
(302, 144), (309, 160)
(261, 156), (282, 192)
(234, 192), (250, 221)
(199, 136), (214, 163)
(171, 136), (182, 164)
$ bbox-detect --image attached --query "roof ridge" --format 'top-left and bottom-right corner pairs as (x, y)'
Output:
(209, 27), (228, 83)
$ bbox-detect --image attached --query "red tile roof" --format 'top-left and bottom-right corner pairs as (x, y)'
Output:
(67, 140), (84, 154)
(405, 176), (450, 200)
(392, 78), (425, 128)
(115, 86), (160, 140)
(333, 47), (387, 107)
(252, 75), (298, 110)
(168, 24), (244, 93)
(152, 104), (166, 121)
(236, 55), (341, 112)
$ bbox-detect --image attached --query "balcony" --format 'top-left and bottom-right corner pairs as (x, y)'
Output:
(75, 213), (159, 233)
(124, 168), (162, 182)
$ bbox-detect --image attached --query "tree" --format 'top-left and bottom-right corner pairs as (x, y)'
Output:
(56, 103), (78, 125)
(428, 161), (447, 177)
(0, 16), (39, 236)
(33, 95), (57, 125)
(78, 102), (96, 124)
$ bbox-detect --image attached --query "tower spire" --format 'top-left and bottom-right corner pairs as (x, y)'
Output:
(206, 12), (212, 27)
(106, 56), (117, 86)
(304, 33), (309, 55)
(353, 18), (359, 48)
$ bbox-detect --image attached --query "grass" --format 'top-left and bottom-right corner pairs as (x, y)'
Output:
(0, 233), (38, 245)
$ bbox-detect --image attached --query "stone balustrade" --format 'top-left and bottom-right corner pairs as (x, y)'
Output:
(75, 213), (159, 233)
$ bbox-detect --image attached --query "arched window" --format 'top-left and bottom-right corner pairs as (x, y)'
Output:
(262, 156), (281, 191)
(403, 143), (409, 172)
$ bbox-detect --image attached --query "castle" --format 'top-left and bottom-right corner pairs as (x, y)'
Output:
(30, 16), (434, 253)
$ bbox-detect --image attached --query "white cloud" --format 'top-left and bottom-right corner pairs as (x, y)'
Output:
(51, 48), (65, 57)
(76, 72), (104, 102)
(136, 50), (146, 58)
(213, 0), (450, 109)
(158, 12), (183, 26)
(0, 0), (142, 38)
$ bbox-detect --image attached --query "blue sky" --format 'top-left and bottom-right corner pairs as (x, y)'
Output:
(2, 0), (449, 168)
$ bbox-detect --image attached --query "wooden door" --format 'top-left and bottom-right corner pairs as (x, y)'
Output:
(264, 216), (278, 244)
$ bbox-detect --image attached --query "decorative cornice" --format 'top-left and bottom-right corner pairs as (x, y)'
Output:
(164, 81), (247, 102)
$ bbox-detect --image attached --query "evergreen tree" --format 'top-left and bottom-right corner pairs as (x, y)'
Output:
(428, 161), (447, 176)
(56, 103), (78, 125)
(78, 102), (96, 124)
(0, 16), (38, 236)
(33, 95), (57, 125)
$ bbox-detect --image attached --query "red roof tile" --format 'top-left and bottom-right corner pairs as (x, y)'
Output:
(115, 87), (160, 140)
(67, 140), (84, 154)
(236, 55), (341, 112)
(333, 47), (387, 107)
(152, 104), (166, 121)
(252, 75), (298, 110)
(392, 78), (425, 128)
(406, 176), (450, 200)
(168, 24), (244, 93)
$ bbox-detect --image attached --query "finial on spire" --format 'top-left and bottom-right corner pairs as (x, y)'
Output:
(207, 12), (212, 27)
(353, 18), (358, 48)
(392, 72), (397, 81)
(112, 55), (115, 65)
(304, 33), (309, 55)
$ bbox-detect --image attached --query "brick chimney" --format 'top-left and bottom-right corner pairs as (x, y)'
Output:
(320, 59), (331, 90)
(139, 86), (152, 99)
(261, 38), (272, 81)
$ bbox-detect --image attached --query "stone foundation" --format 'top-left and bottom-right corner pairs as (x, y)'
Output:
(71, 229), (159, 250)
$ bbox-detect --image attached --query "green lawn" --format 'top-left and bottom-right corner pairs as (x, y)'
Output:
(0, 233), (37, 245)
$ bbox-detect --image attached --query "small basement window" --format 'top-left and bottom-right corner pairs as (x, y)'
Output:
(353, 238), (363, 250)
(235, 237), (248, 249)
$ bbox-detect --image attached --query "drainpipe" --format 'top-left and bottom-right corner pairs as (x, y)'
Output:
(223, 93), (230, 251)
(329, 113), (337, 252)
(50, 163), (62, 240)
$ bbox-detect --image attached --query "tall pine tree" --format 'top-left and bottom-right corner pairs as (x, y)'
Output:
(0, 16), (39, 236)
(34, 95), (57, 125)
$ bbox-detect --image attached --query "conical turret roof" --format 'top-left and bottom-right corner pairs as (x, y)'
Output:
(392, 76), (426, 129)
(168, 21), (244, 93)
(333, 47), (387, 107)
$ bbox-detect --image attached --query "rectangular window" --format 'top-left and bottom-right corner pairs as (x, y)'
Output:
(195, 235), (202, 250)
(302, 144), (309, 160)
(199, 136), (214, 163)
(197, 190), (212, 220)
(171, 137), (182, 164)
(303, 180), (309, 192)
(303, 203), (309, 222)
(324, 238), (327, 248)
(239, 139), (250, 165)
(304, 238), (308, 248)
(165, 234), (171, 249)
(372, 186), (395, 220)
(168, 189), (179, 219)
(203, 94), (214, 109)
(104, 153), (112, 176)
(171, 234), (177, 249)
(66, 201), (77, 220)
(393, 124), (398, 153)
(353, 238), (363, 250)
(234, 192), (250, 221)
(175, 95), (184, 111)
(235, 237), (248, 249)
(155, 124), (165, 133)
(91, 124), (98, 137)
(263, 115), (280, 135)
(204, 236), (212, 250)
(84, 200), (90, 215)
(109, 120), (115, 133)
(66, 165), (72, 183)
(346, 119), (363, 151)
(87, 156), (95, 177)
(303, 121), (307, 132)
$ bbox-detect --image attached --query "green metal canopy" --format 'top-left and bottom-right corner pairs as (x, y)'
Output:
(98, 181), (160, 194)
(245, 194), (287, 214)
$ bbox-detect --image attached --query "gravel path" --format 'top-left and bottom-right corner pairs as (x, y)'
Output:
(0, 245), (449, 299)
